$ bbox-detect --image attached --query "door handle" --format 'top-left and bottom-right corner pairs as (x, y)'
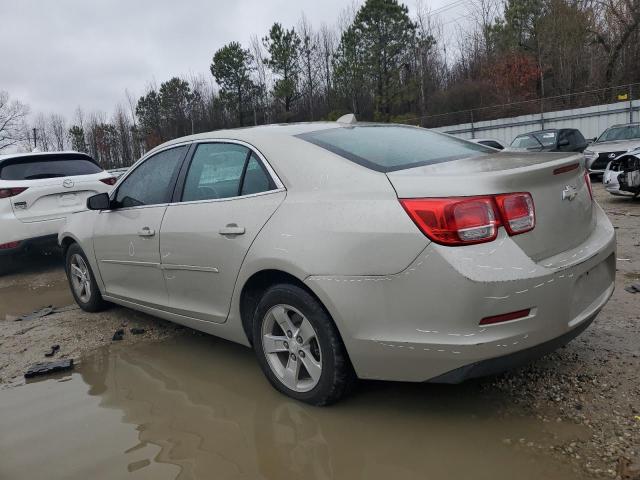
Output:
(138, 227), (155, 237)
(218, 224), (245, 236)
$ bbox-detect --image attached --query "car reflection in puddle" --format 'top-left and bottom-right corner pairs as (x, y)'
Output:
(0, 335), (585, 480)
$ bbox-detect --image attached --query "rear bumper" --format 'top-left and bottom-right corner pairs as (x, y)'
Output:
(307, 204), (616, 382)
(0, 211), (65, 255)
(0, 234), (59, 256)
(429, 291), (603, 383)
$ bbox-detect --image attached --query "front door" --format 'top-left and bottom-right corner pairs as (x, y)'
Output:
(93, 145), (188, 307)
(159, 142), (285, 323)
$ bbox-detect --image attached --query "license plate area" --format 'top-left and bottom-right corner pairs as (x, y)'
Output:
(570, 254), (615, 319)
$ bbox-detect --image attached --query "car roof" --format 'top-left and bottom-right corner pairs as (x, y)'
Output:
(146, 121), (376, 156)
(0, 151), (95, 165)
(607, 123), (640, 128)
(519, 129), (576, 135)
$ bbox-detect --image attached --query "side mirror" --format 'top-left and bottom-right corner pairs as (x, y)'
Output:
(558, 139), (570, 147)
(87, 192), (111, 210)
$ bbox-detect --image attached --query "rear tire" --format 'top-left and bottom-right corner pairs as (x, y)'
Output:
(65, 243), (107, 312)
(252, 283), (355, 406)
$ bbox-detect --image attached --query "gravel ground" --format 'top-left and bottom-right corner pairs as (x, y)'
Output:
(487, 183), (640, 479)
(0, 182), (638, 479)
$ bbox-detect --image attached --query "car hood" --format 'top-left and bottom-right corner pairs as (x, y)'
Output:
(586, 139), (640, 153)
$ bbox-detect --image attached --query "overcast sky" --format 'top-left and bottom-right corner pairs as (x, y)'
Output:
(0, 0), (464, 122)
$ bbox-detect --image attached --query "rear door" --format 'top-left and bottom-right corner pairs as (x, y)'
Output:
(93, 145), (188, 307)
(0, 154), (111, 223)
(159, 142), (285, 323)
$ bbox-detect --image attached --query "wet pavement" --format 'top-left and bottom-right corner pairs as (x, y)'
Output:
(0, 183), (638, 479)
(0, 335), (586, 480)
(0, 250), (71, 320)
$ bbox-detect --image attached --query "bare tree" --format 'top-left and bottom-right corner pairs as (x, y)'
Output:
(318, 23), (336, 111)
(0, 91), (29, 151)
(591, 0), (640, 85)
(49, 114), (66, 151)
(249, 34), (271, 123)
(298, 14), (320, 120)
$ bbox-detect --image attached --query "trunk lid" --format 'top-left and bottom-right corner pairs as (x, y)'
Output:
(386, 152), (595, 261)
(9, 174), (109, 223)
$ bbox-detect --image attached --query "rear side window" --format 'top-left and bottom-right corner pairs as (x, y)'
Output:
(115, 146), (186, 208)
(0, 155), (102, 180)
(297, 126), (493, 172)
(181, 144), (275, 202)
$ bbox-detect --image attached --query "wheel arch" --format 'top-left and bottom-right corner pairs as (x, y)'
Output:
(238, 269), (345, 351)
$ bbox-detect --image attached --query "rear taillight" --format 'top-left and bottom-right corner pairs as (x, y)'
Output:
(0, 241), (20, 250)
(0, 187), (28, 199)
(400, 192), (535, 246)
(494, 193), (535, 235)
(584, 171), (593, 200)
(100, 177), (117, 186)
(400, 197), (500, 246)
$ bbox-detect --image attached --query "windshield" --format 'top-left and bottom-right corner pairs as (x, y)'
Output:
(297, 125), (493, 172)
(597, 125), (640, 142)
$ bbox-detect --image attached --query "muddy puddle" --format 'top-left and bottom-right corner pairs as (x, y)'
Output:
(0, 254), (72, 320)
(0, 335), (587, 480)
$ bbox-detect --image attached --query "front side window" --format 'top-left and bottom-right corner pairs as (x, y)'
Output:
(533, 131), (558, 147)
(297, 125), (493, 172)
(182, 144), (275, 201)
(115, 146), (186, 208)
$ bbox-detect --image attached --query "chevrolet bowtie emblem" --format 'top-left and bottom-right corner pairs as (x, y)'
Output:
(562, 185), (578, 201)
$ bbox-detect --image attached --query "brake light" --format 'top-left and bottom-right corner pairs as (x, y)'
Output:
(0, 187), (28, 199)
(584, 171), (593, 200)
(494, 193), (535, 235)
(400, 192), (535, 246)
(0, 241), (20, 250)
(400, 197), (500, 245)
(100, 177), (117, 186)
(553, 163), (579, 175)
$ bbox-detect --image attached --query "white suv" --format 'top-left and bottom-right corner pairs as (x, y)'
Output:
(0, 151), (115, 263)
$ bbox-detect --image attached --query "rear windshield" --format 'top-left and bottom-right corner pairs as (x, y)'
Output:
(297, 125), (493, 172)
(0, 155), (102, 180)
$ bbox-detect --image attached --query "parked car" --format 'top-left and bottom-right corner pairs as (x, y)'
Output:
(603, 148), (640, 197)
(0, 151), (115, 264)
(470, 138), (505, 150)
(510, 129), (589, 153)
(584, 123), (640, 174)
(60, 121), (615, 405)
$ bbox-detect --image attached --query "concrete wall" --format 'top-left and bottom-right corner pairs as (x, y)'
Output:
(435, 100), (640, 145)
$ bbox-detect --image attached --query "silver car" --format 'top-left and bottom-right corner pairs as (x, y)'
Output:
(584, 123), (640, 174)
(59, 122), (616, 405)
(603, 149), (640, 197)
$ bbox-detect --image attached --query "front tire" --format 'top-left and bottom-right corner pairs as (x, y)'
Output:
(252, 283), (355, 406)
(65, 243), (107, 312)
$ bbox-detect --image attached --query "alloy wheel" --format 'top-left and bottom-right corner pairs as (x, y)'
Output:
(261, 304), (323, 392)
(69, 254), (92, 303)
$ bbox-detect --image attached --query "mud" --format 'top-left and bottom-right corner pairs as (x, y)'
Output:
(0, 336), (587, 480)
(0, 183), (638, 479)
